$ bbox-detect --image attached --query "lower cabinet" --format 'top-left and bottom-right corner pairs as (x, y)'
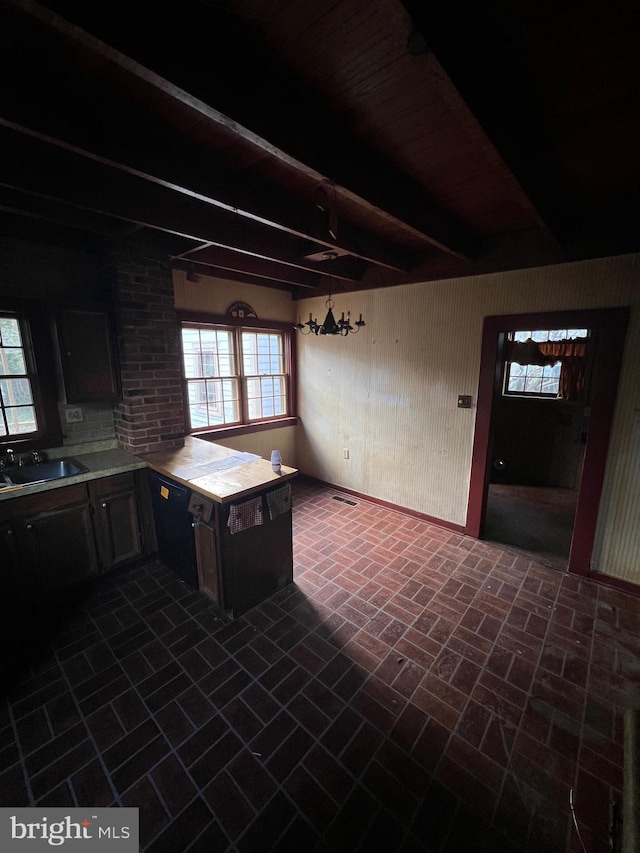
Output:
(0, 471), (151, 606)
(24, 499), (98, 591)
(193, 486), (294, 618)
(0, 483), (98, 604)
(0, 520), (35, 607)
(90, 473), (143, 570)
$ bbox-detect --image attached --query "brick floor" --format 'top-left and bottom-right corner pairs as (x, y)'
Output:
(2, 477), (639, 851)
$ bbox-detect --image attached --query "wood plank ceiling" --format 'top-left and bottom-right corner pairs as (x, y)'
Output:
(1, 0), (639, 297)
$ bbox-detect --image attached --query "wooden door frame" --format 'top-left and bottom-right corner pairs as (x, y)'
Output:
(465, 306), (630, 576)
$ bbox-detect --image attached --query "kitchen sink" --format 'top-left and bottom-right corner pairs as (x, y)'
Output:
(1, 457), (89, 485)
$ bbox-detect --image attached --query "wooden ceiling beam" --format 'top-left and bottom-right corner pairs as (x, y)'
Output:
(172, 262), (299, 294)
(0, 121), (417, 277)
(4, 0), (475, 261)
(0, 111), (415, 273)
(173, 241), (366, 284)
(0, 186), (138, 237)
(170, 245), (322, 289)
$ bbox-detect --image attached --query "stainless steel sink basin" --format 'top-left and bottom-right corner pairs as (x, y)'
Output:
(1, 457), (89, 485)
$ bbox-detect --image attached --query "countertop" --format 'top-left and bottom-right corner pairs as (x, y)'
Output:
(141, 436), (297, 504)
(0, 440), (147, 502)
(0, 437), (297, 505)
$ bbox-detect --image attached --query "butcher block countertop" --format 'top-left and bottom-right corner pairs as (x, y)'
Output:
(141, 436), (297, 504)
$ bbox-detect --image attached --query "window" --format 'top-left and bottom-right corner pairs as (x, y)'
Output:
(0, 313), (40, 437)
(506, 360), (562, 396)
(504, 328), (588, 398)
(1, 302), (63, 451)
(180, 320), (293, 432)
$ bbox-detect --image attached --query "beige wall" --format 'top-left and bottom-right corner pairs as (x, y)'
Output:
(173, 271), (297, 464)
(174, 271), (295, 322)
(172, 257), (640, 583)
(295, 253), (640, 583)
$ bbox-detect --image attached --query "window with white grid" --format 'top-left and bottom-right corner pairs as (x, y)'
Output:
(181, 323), (290, 431)
(0, 313), (39, 437)
(503, 328), (588, 398)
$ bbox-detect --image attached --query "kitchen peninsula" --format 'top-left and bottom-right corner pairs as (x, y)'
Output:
(142, 436), (298, 618)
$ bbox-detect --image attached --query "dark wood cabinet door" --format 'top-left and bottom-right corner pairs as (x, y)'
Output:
(219, 502), (293, 618)
(90, 473), (143, 571)
(0, 521), (33, 607)
(57, 308), (119, 403)
(94, 488), (142, 570)
(23, 502), (99, 592)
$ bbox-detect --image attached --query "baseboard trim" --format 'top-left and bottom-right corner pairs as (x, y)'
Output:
(588, 570), (640, 597)
(298, 474), (465, 535)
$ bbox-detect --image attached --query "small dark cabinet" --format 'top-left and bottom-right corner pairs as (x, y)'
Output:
(192, 484), (293, 618)
(0, 483), (98, 603)
(0, 471), (151, 610)
(23, 500), (98, 591)
(218, 500), (293, 618)
(56, 308), (119, 403)
(90, 472), (143, 570)
(0, 520), (33, 606)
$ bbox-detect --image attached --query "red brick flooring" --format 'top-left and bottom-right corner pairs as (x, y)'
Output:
(2, 477), (639, 851)
(291, 479), (637, 852)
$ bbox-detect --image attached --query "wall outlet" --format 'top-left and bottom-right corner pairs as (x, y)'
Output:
(343, 448), (349, 459)
(65, 407), (84, 423)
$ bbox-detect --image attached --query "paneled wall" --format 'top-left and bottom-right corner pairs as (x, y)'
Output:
(174, 272), (295, 322)
(295, 253), (640, 582)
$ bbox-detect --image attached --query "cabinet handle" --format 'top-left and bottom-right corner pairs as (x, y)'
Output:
(102, 502), (108, 508)
(6, 529), (13, 536)
(26, 524), (33, 530)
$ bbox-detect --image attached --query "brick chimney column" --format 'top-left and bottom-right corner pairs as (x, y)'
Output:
(110, 236), (185, 454)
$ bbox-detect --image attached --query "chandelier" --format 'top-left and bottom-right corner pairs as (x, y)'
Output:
(294, 297), (365, 336)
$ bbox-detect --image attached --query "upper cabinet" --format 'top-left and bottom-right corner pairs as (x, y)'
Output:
(55, 308), (119, 403)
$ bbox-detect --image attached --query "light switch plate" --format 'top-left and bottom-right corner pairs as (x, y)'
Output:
(457, 395), (472, 408)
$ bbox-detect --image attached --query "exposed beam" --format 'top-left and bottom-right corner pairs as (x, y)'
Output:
(170, 245), (322, 289)
(172, 261), (298, 294)
(3, 0), (474, 261)
(173, 241), (366, 284)
(0, 186), (135, 236)
(0, 110), (415, 272)
(0, 122), (417, 280)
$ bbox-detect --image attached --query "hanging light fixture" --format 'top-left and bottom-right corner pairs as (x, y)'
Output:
(294, 296), (365, 337)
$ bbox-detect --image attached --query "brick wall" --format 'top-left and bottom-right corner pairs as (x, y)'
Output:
(58, 403), (116, 445)
(109, 235), (185, 454)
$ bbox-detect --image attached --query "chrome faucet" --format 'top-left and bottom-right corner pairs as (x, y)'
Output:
(4, 449), (15, 468)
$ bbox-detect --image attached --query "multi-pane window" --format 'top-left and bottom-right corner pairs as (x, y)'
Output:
(504, 328), (588, 397)
(242, 332), (287, 421)
(181, 323), (289, 431)
(0, 313), (38, 437)
(181, 327), (239, 428)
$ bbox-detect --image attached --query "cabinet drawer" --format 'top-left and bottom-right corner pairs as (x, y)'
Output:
(90, 472), (136, 496)
(0, 482), (89, 522)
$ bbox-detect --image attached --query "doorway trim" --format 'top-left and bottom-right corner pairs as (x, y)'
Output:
(466, 306), (630, 576)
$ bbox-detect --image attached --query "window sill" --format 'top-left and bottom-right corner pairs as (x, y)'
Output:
(191, 417), (298, 440)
